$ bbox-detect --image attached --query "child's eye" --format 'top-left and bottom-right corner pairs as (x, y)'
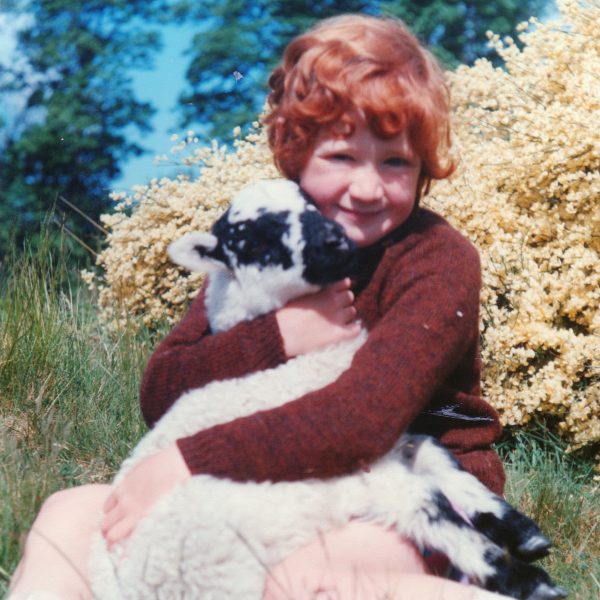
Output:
(384, 157), (409, 167)
(329, 153), (354, 162)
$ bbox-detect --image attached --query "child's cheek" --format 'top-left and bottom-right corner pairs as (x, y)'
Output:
(300, 174), (332, 208)
(312, 188), (339, 216)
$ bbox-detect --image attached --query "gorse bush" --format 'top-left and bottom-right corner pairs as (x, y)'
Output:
(83, 131), (279, 328)
(87, 0), (599, 452)
(426, 0), (599, 452)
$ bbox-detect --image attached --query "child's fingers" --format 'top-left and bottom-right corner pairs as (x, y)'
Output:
(101, 496), (137, 547)
(342, 306), (357, 324)
(102, 490), (118, 513)
(338, 277), (353, 289)
(327, 278), (352, 293)
(100, 500), (123, 536)
(337, 320), (362, 340)
(333, 288), (354, 308)
(327, 279), (355, 307)
(104, 518), (134, 548)
(99, 445), (191, 547)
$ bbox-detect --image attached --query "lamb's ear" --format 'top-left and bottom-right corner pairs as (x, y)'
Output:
(167, 232), (228, 273)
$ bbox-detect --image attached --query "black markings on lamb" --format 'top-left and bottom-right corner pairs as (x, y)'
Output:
(215, 209), (295, 270)
(90, 179), (566, 600)
(300, 209), (357, 285)
(399, 435), (553, 562)
(484, 550), (567, 600)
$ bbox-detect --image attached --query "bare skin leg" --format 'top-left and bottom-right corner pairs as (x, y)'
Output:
(8, 484), (112, 600)
(262, 521), (512, 600)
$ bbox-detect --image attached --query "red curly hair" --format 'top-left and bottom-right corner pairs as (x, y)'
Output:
(264, 14), (456, 200)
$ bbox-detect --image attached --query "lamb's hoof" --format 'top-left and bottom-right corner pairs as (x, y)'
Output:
(516, 534), (552, 560)
(486, 556), (566, 600)
(527, 582), (568, 600)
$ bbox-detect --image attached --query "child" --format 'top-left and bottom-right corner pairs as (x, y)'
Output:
(9, 14), (508, 600)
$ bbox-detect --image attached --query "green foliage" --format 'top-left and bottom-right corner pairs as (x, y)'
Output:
(175, 0), (373, 140)
(0, 0), (169, 257)
(0, 0), (552, 257)
(380, 0), (547, 67)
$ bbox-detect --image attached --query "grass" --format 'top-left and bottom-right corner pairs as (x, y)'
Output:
(0, 238), (598, 598)
(0, 235), (163, 594)
(499, 428), (600, 599)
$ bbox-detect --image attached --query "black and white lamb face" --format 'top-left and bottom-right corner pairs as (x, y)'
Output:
(169, 179), (357, 291)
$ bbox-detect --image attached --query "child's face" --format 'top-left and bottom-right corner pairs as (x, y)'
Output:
(299, 117), (421, 247)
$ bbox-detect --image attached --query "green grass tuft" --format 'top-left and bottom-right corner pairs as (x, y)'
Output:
(0, 234), (166, 591)
(499, 428), (600, 599)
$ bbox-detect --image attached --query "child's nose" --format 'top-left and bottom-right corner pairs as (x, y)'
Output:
(348, 165), (384, 202)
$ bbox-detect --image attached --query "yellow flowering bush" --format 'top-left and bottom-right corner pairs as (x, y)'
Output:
(88, 0), (598, 450)
(426, 0), (599, 450)
(84, 128), (279, 328)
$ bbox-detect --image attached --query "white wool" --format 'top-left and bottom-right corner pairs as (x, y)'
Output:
(204, 263), (319, 334)
(89, 180), (521, 599)
(227, 178), (311, 222)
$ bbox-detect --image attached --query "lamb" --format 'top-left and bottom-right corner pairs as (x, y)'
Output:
(89, 179), (566, 600)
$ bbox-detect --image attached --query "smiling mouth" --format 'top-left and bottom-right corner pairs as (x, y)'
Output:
(338, 206), (380, 220)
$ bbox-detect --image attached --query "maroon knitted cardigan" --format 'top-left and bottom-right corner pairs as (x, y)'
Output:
(140, 208), (506, 496)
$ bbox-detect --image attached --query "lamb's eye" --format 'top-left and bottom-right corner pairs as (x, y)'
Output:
(247, 239), (269, 257)
(398, 444), (417, 468)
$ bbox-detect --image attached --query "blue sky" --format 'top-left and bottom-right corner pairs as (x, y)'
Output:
(112, 24), (197, 192)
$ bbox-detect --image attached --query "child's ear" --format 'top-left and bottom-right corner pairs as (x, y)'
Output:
(271, 117), (286, 146)
(168, 232), (227, 273)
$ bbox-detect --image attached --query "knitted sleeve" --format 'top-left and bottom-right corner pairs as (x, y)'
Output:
(176, 219), (488, 483)
(139, 285), (288, 427)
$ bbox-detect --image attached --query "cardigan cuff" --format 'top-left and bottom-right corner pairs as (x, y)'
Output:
(454, 449), (506, 496)
(176, 429), (263, 481)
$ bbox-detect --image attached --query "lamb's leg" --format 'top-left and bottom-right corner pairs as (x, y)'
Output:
(397, 488), (567, 600)
(470, 505), (552, 561)
(395, 435), (551, 561)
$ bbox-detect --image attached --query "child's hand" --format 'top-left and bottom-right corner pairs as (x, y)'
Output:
(101, 444), (191, 548)
(276, 278), (361, 358)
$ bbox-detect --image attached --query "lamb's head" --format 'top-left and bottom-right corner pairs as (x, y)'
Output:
(168, 179), (357, 331)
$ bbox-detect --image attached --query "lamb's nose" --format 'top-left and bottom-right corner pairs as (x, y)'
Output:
(323, 223), (350, 249)
(324, 234), (350, 251)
